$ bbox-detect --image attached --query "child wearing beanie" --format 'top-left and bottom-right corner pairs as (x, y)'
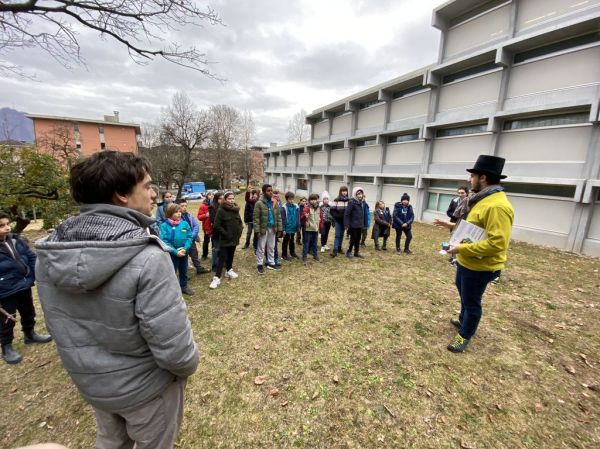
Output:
(392, 192), (414, 254)
(320, 191), (332, 252)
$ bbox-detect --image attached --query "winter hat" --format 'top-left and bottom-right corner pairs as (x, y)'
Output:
(321, 190), (330, 200)
(401, 193), (410, 202)
(352, 186), (364, 199)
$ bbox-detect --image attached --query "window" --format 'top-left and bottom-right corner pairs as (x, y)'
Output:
(359, 99), (384, 109)
(296, 178), (308, 190)
(442, 61), (497, 84)
(328, 175), (344, 181)
(449, 0), (509, 28)
(330, 142), (345, 150)
(436, 123), (487, 137)
(430, 179), (463, 189)
(388, 133), (418, 143)
(503, 183), (575, 198)
(514, 32), (600, 64)
(73, 122), (80, 132)
(352, 176), (374, 184)
(392, 84), (425, 99)
(333, 110), (347, 117)
(383, 177), (415, 186)
(356, 138), (376, 147)
(76, 143), (81, 150)
(100, 142), (106, 150)
(503, 112), (589, 131)
(98, 126), (105, 134)
(427, 192), (455, 212)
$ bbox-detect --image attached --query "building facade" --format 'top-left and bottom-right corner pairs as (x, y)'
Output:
(27, 111), (141, 156)
(263, 0), (600, 257)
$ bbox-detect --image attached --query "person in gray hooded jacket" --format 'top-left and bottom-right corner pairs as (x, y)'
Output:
(35, 151), (199, 449)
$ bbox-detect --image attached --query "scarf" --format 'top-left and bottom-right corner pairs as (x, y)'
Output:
(167, 218), (181, 226)
(453, 185), (504, 220)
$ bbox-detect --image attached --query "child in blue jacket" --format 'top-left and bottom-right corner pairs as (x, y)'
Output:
(360, 198), (371, 247)
(392, 193), (414, 254)
(0, 211), (52, 364)
(160, 203), (194, 295)
(281, 191), (300, 260)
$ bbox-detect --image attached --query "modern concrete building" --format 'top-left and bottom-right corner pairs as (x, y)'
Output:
(27, 111), (141, 156)
(263, 0), (600, 257)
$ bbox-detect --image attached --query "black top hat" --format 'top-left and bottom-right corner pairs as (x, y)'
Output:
(466, 155), (507, 179)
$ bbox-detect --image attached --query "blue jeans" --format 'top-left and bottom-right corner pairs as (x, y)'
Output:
(455, 263), (500, 339)
(170, 253), (189, 289)
(245, 222), (254, 247)
(302, 231), (318, 259)
(333, 220), (345, 253)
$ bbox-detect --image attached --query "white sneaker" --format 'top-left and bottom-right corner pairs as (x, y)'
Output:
(321, 247), (326, 253)
(225, 269), (238, 279)
(209, 276), (221, 289)
(324, 245), (330, 250)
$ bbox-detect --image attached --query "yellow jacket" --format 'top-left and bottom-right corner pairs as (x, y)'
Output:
(457, 191), (514, 272)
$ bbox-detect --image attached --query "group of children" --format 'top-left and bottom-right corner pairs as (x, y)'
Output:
(153, 183), (416, 292)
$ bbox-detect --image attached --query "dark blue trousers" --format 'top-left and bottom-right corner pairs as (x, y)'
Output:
(302, 231), (318, 259)
(455, 263), (500, 339)
(170, 253), (189, 289)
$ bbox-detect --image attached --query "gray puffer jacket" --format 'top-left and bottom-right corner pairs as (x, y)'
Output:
(35, 204), (199, 413)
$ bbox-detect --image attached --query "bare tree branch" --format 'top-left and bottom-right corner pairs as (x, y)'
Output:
(0, 0), (224, 78)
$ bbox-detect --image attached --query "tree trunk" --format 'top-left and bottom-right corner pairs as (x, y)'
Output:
(9, 205), (30, 234)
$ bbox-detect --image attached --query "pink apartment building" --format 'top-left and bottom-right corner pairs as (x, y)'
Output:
(26, 111), (141, 156)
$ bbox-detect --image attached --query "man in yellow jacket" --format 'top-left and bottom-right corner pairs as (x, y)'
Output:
(434, 155), (514, 352)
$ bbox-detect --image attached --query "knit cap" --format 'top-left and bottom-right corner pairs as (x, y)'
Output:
(401, 192), (410, 201)
(322, 191), (330, 200)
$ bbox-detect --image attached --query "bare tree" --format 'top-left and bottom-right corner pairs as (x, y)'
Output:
(0, 1), (222, 78)
(208, 104), (241, 189)
(287, 108), (310, 143)
(239, 110), (257, 186)
(0, 110), (17, 141)
(160, 92), (211, 198)
(36, 124), (79, 168)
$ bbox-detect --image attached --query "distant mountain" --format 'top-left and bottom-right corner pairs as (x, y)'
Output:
(0, 107), (34, 142)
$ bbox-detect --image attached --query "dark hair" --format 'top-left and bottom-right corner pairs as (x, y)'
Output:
(162, 191), (172, 200)
(339, 186), (348, 196)
(177, 198), (188, 204)
(0, 211), (10, 222)
(458, 186), (469, 193)
(165, 203), (181, 218)
(262, 184), (272, 194)
(70, 151), (151, 204)
(484, 174), (501, 185)
(285, 191), (295, 200)
(223, 191), (234, 200)
(309, 193), (319, 201)
(213, 191), (224, 204)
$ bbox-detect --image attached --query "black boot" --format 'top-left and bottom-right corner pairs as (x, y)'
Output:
(24, 330), (52, 344)
(2, 344), (22, 364)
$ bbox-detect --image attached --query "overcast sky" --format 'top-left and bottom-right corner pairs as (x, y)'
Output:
(1, 0), (442, 146)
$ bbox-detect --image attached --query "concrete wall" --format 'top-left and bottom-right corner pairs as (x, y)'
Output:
(438, 71), (501, 112)
(355, 145), (382, 166)
(332, 114), (352, 135)
(516, 0), (600, 32)
(390, 92), (430, 121)
(314, 121), (329, 139)
(313, 150), (327, 166)
(330, 149), (349, 166)
(357, 104), (385, 130)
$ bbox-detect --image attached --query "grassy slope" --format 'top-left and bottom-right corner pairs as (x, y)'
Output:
(2, 198), (599, 449)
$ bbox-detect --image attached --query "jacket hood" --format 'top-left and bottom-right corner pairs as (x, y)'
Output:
(352, 186), (364, 199)
(221, 202), (240, 213)
(35, 203), (168, 292)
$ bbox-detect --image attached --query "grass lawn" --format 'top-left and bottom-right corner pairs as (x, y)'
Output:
(2, 197), (599, 449)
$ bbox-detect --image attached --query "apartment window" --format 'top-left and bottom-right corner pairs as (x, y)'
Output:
(296, 178), (308, 190)
(392, 84), (425, 99)
(427, 192), (455, 212)
(100, 142), (106, 150)
(333, 110), (347, 117)
(73, 122), (80, 132)
(503, 183), (576, 198)
(383, 177), (415, 186)
(430, 179), (463, 189)
(330, 142), (345, 150)
(328, 175), (344, 181)
(388, 133), (418, 143)
(449, 0), (509, 27)
(76, 143), (81, 150)
(514, 32), (600, 64)
(356, 138), (377, 147)
(503, 112), (589, 131)
(359, 99), (383, 109)
(442, 61), (497, 84)
(436, 123), (487, 137)
(98, 126), (105, 134)
(352, 177), (374, 185)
